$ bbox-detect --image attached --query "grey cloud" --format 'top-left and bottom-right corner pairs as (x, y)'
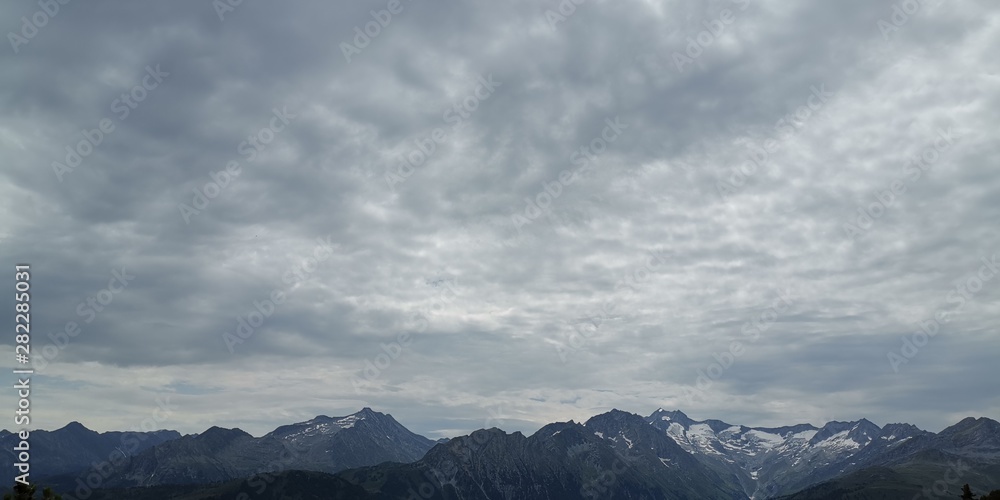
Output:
(1, 0), (997, 437)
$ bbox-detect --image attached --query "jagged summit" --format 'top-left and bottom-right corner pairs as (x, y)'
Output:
(942, 416), (1000, 432)
(199, 426), (251, 440)
(59, 421), (90, 432)
(810, 419), (881, 445)
(265, 407), (387, 442)
(648, 408), (698, 427)
(878, 422), (925, 438)
(934, 416), (1000, 452)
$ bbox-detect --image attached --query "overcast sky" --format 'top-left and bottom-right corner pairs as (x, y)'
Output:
(1, 0), (997, 440)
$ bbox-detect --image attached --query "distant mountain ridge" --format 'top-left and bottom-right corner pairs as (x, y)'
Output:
(646, 409), (1000, 498)
(336, 412), (739, 499)
(88, 407), (435, 489)
(14, 408), (999, 499)
(0, 422), (180, 480)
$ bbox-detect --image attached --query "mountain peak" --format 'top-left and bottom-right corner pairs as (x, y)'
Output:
(606, 408), (634, 417)
(876, 422), (928, 445)
(466, 427), (507, 443)
(59, 421), (92, 433)
(650, 408), (687, 417)
(856, 417), (879, 428)
(265, 408), (390, 442)
(200, 426), (251, 441)
(585, 409), (647, 429)
(937, 416), (1000, 449)
(880, 422), (923, 434)
(947, 416), (1000, 430)
(701, 418), (738, 433)
(354, 407), (388, 420)
(848, 418), (881, 442)
(536, 420), (587, 440)
(647, 409), (696, 427)
(853, 418), (881, 432)
(809, 419), (880, 446)
(595, 408), (631, 418)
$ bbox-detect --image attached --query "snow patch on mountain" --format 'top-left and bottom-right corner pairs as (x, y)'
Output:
(745, 430), (784, 449)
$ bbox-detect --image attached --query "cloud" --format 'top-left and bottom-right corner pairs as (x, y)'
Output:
(1, 0), (998, 437)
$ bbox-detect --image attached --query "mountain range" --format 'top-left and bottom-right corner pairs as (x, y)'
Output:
(6, 408), (997, 499)
(0, 422), (179, 479)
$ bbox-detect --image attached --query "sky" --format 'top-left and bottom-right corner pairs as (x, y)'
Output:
(0, 0), (998, 440)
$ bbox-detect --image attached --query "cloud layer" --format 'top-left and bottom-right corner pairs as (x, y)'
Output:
(1, 0), (998, 438)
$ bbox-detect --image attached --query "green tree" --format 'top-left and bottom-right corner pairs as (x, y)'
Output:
(962, 484), (977, 500)
(980, 491), (1000, 500)
(40, 487), (61, 500)
(2, 484), (61, 500)
(3, 482), (35, 500)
